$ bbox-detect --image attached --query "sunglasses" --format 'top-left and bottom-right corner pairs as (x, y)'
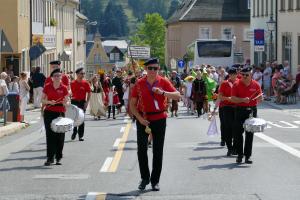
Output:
(79, 72), (86, 75)
(241, 73), (250, 77)
(147, 66), (159, 71)
(53, 74), (62, 77)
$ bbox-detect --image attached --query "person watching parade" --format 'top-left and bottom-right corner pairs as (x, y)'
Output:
(231, 66), (263, 164)
(130, 58), (181, 191)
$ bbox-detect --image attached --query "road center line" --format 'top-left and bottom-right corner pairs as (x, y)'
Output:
(256, 133), (300, 159)
(85, 192), (106, 200)
(108, 122), (132, 172)
(99, 157), (113, 173)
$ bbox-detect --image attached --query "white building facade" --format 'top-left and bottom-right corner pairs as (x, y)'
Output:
(277, 0), (300, 75)
(250, 0), (277, 66)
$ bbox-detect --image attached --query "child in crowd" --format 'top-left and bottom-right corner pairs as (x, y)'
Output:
(106, 86), (120, 119)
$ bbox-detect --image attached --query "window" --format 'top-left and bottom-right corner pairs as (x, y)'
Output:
(288, 0), (294, 10)
(297, 0), (300, 9)
(298, 36), (300, 65)
(222, 28), (232, 40)
(262, 0), (264, 16)
(257, 0), (260, 16)
(197, 41), (232, 57)
(199, 27), (210, 39)
(280, 0), (286, 11)
(271, 0), (274, 14)
(110, 53), (120, 61)
(253, 0), (256, 16)
(282, 33), (292, 65)
(266, 0), (269, 16)
(94, 54), (101, 64)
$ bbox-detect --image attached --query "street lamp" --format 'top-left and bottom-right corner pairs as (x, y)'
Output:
(267, 15), (276, 62)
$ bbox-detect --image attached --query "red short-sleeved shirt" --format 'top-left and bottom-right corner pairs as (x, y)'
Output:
(218, 79), (237, 107)
(131, 76), (176, 121)
(71, 80), (91, 101)
(231, 79), (262, 107)
(43, 83), (69, 112)
(45, 74), (69, 87)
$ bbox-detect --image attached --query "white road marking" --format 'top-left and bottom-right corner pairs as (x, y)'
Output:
(124, 118), (129, 123)
(120, 127), (125, 133)
(85, 192), (98, 200)
(37, 117), (41, 120)
(100, 157), (113, 172)
(256, 133), (300, 159)
(30, 121), (38, 124)
(34, 174), (89, 179)
(113, 138), (121, 148)
(293, 121), (300, 125)
(279, 121), (298, 128)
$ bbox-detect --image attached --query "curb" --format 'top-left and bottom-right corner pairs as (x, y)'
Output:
(0, 123), (28, 139)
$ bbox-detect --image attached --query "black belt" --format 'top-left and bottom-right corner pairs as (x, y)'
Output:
(139, 111), (165, 116)
(53, 103), (63, 106)
(71, 99), (86, 103)
(236, 106), (257, 111)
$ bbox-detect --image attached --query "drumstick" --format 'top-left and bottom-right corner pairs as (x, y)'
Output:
(249, 91), (259, 99)
(252, 93), (263, 101)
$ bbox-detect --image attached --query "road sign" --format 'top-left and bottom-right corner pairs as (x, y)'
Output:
(254, 29), (265, 52)
(170, 58), (177, 69)
(177, 60), (185, 68)
(128, 46), (151, 59)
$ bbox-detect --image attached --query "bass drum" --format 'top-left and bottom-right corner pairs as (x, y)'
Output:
(65, 104), (85, 127)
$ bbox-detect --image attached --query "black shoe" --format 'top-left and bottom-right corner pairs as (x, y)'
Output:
(236, 155), (243, 164)
(113, 117), (116, 119)
(44, 160), (51, 166)
(71, 133), (76, 140)
(138, 179), (150, 190)
(245, 157), (253, 164)
(226, 150), (233, 157)
(79, 138), (84, 141)
(220, 141), (225, 146)
(151, 183), (160, 191)
(56, 159), (62, 165)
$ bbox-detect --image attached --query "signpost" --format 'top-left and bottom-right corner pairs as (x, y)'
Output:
(177, 59), (185, 68)
(128, 46), (151, 59)
(254, 29), (265, 52)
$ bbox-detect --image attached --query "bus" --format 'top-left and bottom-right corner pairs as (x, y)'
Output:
(186, 39), (234, 68)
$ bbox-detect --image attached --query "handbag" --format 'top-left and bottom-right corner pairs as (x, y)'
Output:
(206, 116), (219, 137)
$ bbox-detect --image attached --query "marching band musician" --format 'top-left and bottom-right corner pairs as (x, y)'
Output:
(70, 68), (91, 141)
(231, 66), (263, 164)
(218, 67), (238, 156)
(45, 60), (70, 88)
(130, 58), (181, 191)
(42, 69), (70, 166)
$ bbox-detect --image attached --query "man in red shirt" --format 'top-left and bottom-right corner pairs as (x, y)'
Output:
(44, 60), (70, 88)
(130, 58), (180, 191)
(218, 67), (238, 156)
(231, 66), (263, 164)
(70, 68), (91, 141)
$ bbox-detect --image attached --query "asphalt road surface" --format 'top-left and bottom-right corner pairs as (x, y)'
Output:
(0, 103), (300, 200)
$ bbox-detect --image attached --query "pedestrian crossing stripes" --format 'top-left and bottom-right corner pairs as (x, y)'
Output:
(267, 121), (300, 129)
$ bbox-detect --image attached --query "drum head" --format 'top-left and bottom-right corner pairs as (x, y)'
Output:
(65, 104), (79, 121)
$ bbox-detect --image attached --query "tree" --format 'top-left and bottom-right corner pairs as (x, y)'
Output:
(131, 13), (166, 65)
(102, 0), (129, 37)
(168, 0), (180, 19)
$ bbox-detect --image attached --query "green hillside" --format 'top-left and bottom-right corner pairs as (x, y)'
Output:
(81, 0), (177, 36)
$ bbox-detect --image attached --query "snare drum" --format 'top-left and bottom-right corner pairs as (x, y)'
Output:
(243, 117), (267, 133)
(65, 104), (84, 127)
(51, 117), (74, 133)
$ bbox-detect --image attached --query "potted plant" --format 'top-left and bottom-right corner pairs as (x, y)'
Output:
(50, 18), (57, 27)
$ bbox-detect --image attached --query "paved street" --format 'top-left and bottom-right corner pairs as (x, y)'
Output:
(0, 103), (300, 200)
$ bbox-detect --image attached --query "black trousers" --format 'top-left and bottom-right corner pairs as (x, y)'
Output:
(222, 106), (236, 150)
(44, 110), (65, 160)
(108, 105), (116, 118)
(195, 101), (203, 116)
(71, 100), (86, 139)
(234, 107), (257, 158)
(219, 107), (225, 142)
(136, 118), (166, 185)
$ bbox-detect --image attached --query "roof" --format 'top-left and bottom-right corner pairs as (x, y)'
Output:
(102, 40), (128, 50)
(86, 41), (94, 57)
(76, 11), (88, 21)
(167, 0), (250, 25)
(104, 46), (126, 54)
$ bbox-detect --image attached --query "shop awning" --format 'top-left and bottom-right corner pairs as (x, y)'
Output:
(29, 44), (46, 60)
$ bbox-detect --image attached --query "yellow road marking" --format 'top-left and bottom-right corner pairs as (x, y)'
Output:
(95, 193), (107, 200)
(108, 122), (132, 172)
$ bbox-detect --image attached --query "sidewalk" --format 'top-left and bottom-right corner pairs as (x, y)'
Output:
(0, 104), (40, 138)
(263, 97), (300, 117)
